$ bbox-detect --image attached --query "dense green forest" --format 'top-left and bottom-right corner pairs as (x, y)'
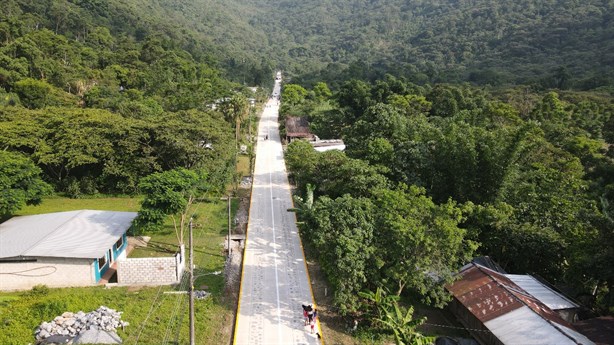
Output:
(237, 0), (614, 89)
(282, 77), (614, 317)
(0, 0), (275, 85)
(2, 0), (614, 90)
(0, 0), (269, 216)
(5, 0), (612, 89)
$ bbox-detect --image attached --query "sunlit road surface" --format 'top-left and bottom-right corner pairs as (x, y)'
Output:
(233, 79), (321, 345)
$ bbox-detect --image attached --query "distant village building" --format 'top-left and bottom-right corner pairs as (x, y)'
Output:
(285, 116), (314, 142)
(0, 210), (136, 291)
(284, 116), (345, 151)
(447, 261), (593, 345)
(311, 139), (346, 152)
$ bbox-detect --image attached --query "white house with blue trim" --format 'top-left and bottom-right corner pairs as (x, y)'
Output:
(0, 210), (137, 291)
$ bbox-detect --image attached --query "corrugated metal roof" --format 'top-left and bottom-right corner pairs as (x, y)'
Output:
(0, 210), (137, 260)
(485, 306), (594, 345)
(574, 316), (614, 345)
(505, 274), (579, 310)
(448, 263), (594, 345)
(448, 266), (522, 323)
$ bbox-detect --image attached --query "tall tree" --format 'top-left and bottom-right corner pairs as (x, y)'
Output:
(135, 168), (209, 245)
(302, 195), (376, 314)
(0, 150), (51, 217)
(372, 186), (476, 305)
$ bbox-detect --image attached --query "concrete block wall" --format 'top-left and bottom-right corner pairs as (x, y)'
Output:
(117, 254), (182, 285)
(0, 257), (93, 291)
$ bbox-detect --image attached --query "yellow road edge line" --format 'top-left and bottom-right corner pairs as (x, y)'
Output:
(232, 106), (260, 345)
(284, 154), (325, 345)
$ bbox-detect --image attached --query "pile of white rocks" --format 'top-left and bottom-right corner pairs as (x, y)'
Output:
(239, 176), (252, 188)
(35, 306), (129, 341)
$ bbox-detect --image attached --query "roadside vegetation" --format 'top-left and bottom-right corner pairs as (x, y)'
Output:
(284, 76), (614, 342)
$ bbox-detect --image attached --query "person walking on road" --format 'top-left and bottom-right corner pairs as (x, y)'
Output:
(310, 309), (318, 334)
(302, 304), (313, 326)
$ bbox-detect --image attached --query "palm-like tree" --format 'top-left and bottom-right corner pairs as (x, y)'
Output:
(377, 304), (435, 345)
(360, 287), (435, 345)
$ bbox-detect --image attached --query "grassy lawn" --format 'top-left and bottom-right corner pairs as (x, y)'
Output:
(16, 196), (142, 215)
(236, 155), (251, 178)
(0, 196), (235, 345)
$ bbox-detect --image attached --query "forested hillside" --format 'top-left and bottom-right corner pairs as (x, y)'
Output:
(241, 0), (614, 88)
(0, 0), (264, 211)
(0, 0), (274, 85)
(3, 0), (613, 88)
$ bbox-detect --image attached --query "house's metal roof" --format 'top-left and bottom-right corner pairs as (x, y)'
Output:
(312, 139), (346, 152)
(448, 265), (523, 323)
(574, 316), (614, 345)
(505, 274), (579, 310)
(448, 263), (594, 345)
(485, 306), (595, 345)
(0, 210), (137, 260)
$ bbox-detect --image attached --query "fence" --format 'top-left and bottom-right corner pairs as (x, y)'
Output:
(117, 249), (185, 286)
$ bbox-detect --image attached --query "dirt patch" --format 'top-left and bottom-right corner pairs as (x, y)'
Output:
(224, 240), (244, 302)
(223, 192), (250, 339)
(125, 285), (147, 292)
(225, 185), (250, 299)
(234, 197), (249, 235)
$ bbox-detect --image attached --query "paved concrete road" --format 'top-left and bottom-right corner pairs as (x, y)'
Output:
(233, 79), (321, 345)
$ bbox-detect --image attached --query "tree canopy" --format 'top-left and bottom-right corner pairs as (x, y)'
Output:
(0, 150), (51, 217)
(286, 76), (614, 315)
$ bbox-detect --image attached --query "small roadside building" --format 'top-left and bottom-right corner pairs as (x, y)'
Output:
(0, 210), (137, 291)
(447, 262), (593, 345)
(285, 116), (314, 142)
(311, 139), (346, 152)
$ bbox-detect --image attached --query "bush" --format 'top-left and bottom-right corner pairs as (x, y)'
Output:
(80, 176), (99, 195)
(13, 78), (52, 109)
(28, 285), (49, 296)
(64, 179), (82, 199)
(0, 90), (21, 107)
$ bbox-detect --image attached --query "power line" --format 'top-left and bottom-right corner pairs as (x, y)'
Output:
(162, 273), (190, 344)
(162, 273), (189, 344)
(132, 285), (165, 345)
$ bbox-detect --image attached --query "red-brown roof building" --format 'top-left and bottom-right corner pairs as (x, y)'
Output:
(285, 116), (314, 142)
(447, 263), (594, 345)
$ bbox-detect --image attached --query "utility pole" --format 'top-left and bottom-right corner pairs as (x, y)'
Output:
(189, 218), (195, 345)
(227, 196), (232, 256)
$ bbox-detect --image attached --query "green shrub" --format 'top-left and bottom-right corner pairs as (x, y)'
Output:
(13, 78), (52, 109)
(28, 285), (49, 296)
(64, 179), (82, 199)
